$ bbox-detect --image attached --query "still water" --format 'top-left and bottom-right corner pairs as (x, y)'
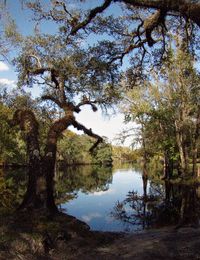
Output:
(57, 164), (200, 232)
(60, 165), (146, 232)
(3, 164), (199, 232)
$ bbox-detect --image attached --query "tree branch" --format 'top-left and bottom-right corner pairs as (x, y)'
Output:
(71, 120), (103, 152)
(122, 0), (200, 27)
(109, 40), (148, 64)
(41, 95), (62, 108)
(144, 9), (166, 47)
(27, 54), (42, 68)
(69, 0), (200, 39)
(76, 99), (98, 112)
(70, 0), (112, 35)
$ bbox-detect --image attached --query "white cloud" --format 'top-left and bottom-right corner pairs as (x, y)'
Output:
(70, 107), (126, 143)
(90, 188), (115, 197)
(81, 212), (102, 223)
(0, 62), (9, 71)
(0, 78), (16, 87)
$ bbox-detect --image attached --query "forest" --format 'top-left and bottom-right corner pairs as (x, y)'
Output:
(0, 0), (200, 259)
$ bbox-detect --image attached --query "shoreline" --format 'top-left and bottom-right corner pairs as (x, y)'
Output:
(0, 210), (200, 259)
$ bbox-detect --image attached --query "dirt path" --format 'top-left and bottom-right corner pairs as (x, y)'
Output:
(47, 227), (200, 260)
(93, 228), (200, 260)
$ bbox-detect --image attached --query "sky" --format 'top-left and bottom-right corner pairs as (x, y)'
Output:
(0, 0), (134, 146)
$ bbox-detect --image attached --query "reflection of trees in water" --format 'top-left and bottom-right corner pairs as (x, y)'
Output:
(0, 166), (113, 208)
(111, 174), (200, 230)
(0, 168), (27, 208)
(55, 165), (113, 204)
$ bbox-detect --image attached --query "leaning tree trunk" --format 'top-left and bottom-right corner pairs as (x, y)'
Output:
(11, 110), (46, 210)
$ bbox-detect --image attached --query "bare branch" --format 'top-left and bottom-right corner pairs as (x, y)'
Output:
(76, 99), (98, 112)
(109, 40), (148, 64)
(70, 0), (112, 35)
(41, 95), (62, 108)
(60, 1), (73, 18)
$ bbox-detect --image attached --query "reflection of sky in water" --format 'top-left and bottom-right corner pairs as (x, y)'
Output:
(62, 167), (147, 232)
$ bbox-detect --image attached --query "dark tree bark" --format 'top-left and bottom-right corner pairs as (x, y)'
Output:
(122, 0), (200, 27)
(41, 115), (74, 213)
(162, 151), (173, 180)
(178, 184), (199, 227)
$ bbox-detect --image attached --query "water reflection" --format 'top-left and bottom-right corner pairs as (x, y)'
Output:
(111, 173), (200, 230)
(1, 165), (200, 232)
(0, 168), (27, 208)
(59, 164), (143, 232)
(55, 165), (113, 205)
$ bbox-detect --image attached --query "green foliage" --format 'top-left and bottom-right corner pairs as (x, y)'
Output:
(91, 142), (112, 166)
(121, 45), (200, 178)
(57, 130), (92, 165)
(0, 176), (15, 208)
(112, 146), (139, 163)
(0, 101), (26, 165)
(57, 130), (113, 165)
(0, 168), (27, 208)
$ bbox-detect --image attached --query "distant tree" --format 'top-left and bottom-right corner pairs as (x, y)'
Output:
(154, 46), (200, 177)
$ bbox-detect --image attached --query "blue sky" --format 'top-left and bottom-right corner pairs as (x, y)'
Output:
(0, 0), (133, 146)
